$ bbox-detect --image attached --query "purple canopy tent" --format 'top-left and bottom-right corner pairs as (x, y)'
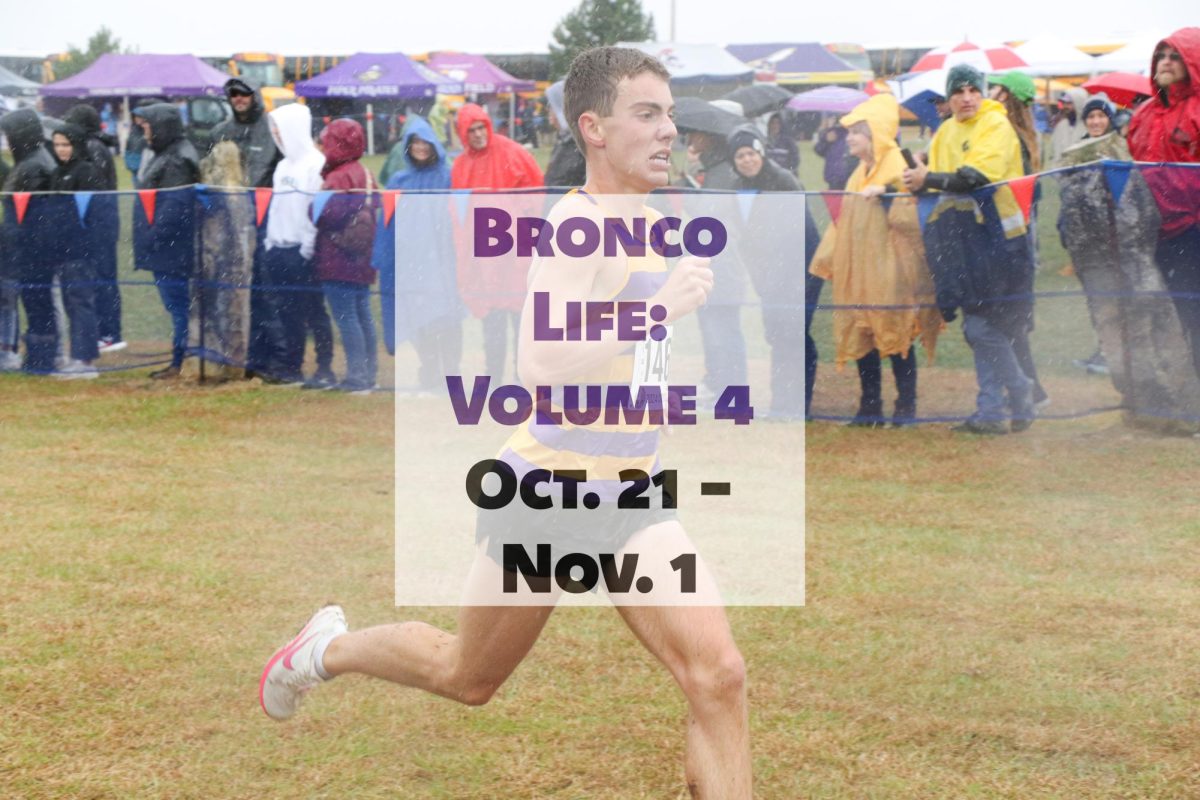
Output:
(424, 52), (535, 142)
(786, 85), (870, 113)
(294, 52), (463, 154)
(424, 52), (534, 95)
(40, 53), (229, 97)
(293, 52), (463, 99)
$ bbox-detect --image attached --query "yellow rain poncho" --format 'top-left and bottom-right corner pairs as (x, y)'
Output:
(810, 94), (943, 369)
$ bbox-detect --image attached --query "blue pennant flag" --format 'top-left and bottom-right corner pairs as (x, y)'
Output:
(879, 195), (893, 214)
(193, 183), (213, 211)
(736, 190), (757, 222)
(452, 190), (471, 224)
(311, 190), (334, 222)
(916, 194), (939, 232)
(74, 192), (93, 225)
(1103, 161), (1132, 206)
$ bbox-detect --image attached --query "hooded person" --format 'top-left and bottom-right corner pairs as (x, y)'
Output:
(1127, 27), (1200, 381)
(764, 113), (799, 176)
(451, 103), (544, 382)
(191, 141), (255, 382)
(132, 103), (200, 379)
(1055, 91), (1200, 433)
(728, 124), (821, 419)
(46, 122), (104, 377)
(314, 118), (379, 393)
(211, 78), (280, 189)
(811, 94), (943, 426)
(813, 116), (857, 190)
(1, 108), (59, 373)
(370, 116), (461, 390)
(1046, 86), (1090, 167)
(678, 126), (751, 403)
(64, 103), (123, 352)
(542, 80), (586, 187)
(261, 102), (335, 388)
(902, 64), (1039, 434)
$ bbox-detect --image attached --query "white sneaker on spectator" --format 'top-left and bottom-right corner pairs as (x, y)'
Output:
(260, 604), (347, 721)
(53, 360), (99, 380)
(97, 338), (128, 354)
(0, 350), (20, 371)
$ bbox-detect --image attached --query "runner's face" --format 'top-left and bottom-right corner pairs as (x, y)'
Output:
(1085, 109), (1111, 137)
(949, 86), (982, 121)
(599, 73), (677, 191)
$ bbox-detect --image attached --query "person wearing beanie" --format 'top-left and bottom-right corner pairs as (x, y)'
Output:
(903, 63), (1040, 434)
(728, 123), (821, 419)
(811, 94), (942, 427)
(1055, 85), (1200, 432)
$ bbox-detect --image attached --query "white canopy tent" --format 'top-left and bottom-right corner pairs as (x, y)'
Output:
(1013, 35), (1099, 76)
(1091, 33), (1171, 75)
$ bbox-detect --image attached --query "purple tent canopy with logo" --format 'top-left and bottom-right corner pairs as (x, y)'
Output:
(294, 52), (463, 99)
(40, 53), (231, 97)
(425, 52), (534, 95)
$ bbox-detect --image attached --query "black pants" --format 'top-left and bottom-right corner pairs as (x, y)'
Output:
(415, 315), (463, 391)
(58, 259), (99, 362)
(93, 236), (121, 342)
(1157, 226), (1200, 380)
(247, 230), (286, 375)
(482, 309), (520, 382)
(20, 260), (56, 373)
(262, 246), (333, 381)
(855, 347), (917, 421)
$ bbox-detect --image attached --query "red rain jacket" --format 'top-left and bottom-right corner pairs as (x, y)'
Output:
(451, 104), (544, 317)
(1127, 27), (1200, 237)
(314, 119), (378, 285)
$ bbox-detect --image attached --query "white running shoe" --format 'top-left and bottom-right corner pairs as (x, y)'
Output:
(0, 350), (20, 371)
(97, 338), (128, 354)
(259, 604), (347, 721)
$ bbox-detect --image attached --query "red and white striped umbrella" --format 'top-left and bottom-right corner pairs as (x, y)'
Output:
(911, 41), (1028, 73)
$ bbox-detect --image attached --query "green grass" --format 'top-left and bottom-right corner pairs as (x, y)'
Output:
(2, 132), (1198, 799)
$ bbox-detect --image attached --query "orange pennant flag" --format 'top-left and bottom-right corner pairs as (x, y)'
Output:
(12, 192), (30, 224)
(382, 189), (399, 226)
(1008, 174), (1037, 224)
(255, 187), (272, 227)
(137, 189), (157, 225)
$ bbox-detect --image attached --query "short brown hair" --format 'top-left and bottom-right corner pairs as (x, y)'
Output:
(563, 46), (671, 154)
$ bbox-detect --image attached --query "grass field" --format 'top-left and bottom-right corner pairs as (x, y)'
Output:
(3, 134), (1199, 798)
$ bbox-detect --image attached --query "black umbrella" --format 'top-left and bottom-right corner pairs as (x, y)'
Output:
(672, 96), (745, 137)
(722, 84), (793, 117)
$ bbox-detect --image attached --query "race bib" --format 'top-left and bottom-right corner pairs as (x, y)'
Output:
(632, 325), (673, 397)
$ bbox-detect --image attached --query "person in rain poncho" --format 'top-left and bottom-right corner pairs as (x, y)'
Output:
(192, 141), (255, 381)
(811, 94), (943, 427)
(1127, 27), (1200, 382)
(728, 124), (820, 419)
(370, 115), (461, 391)
(264, 102), (335, 388)
(450, 102), (543, 382)
(132, 103), (200, 379)
(903, 65), (1038, 434)
(1057, 94), (1200, 432)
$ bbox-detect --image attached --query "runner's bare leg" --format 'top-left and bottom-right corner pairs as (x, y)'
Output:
(614, 521), (752, 799)
(322, 552), (557, 705)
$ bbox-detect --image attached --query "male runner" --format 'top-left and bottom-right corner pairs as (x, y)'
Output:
(260, 47), (751, 799)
